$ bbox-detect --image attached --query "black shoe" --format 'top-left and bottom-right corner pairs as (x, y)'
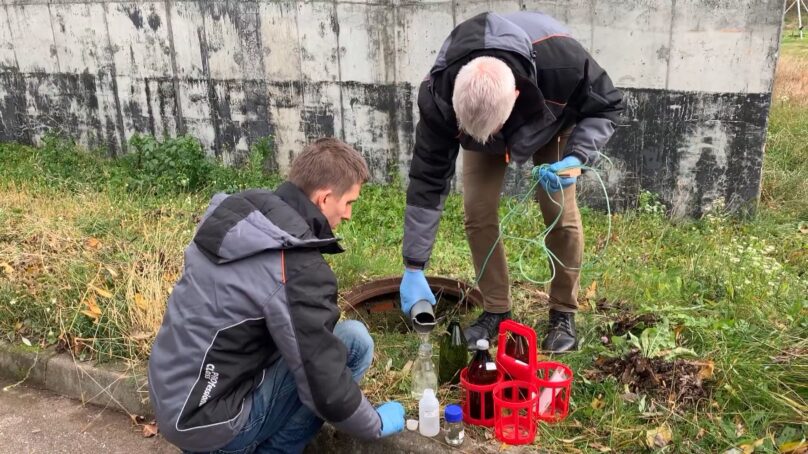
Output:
(542, 309), (578, 353)
(464, 311), (511, 350)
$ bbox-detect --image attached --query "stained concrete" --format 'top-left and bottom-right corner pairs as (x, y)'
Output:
(0, 0), (786, 216)
(0, 378), (178, 454)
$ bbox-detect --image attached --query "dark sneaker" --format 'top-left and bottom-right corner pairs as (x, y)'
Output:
(541, 309), (578, 353)
(464, 311), (511, 350)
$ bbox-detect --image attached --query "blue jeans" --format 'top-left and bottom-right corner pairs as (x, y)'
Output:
(196, 320), (374, 454)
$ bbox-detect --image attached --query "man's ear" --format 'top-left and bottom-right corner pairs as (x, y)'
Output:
(514, 89), (520, 100)
(309, 188), (332, 209)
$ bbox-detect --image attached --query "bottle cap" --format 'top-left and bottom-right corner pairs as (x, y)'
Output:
(406, 419), (418, 431)
(444, 404), (463, 423)
(422, 388), (435, 399)
(476, 339), (489, 350)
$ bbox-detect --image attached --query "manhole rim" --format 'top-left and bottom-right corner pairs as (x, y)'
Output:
(341, 275), (484, 309)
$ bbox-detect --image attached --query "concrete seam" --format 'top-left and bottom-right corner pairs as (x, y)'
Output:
(294, 1), (305, 107)
(101, 1), (128, 155)
(665, 0), (676, 90)
(45, 3), (62, 73)
(589, 0), (596, 54)
(333, 0), (346, 141)
(163, 0), (186, 135)
(197, 1), (223, 155)
(2, 3), (30, 144)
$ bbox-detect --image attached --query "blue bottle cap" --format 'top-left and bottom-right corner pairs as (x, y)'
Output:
(445, 404), (463, 423)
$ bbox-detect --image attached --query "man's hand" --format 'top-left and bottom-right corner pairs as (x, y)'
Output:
(399, 269), (436, 316)
(376, 401), (405, 437)
(533, 156), (583, 193)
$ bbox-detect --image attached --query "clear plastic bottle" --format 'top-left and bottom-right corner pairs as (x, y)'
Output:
(411, 341), (438, 400)
(418, 388), (440, 437)
(444, 404), (464, 446)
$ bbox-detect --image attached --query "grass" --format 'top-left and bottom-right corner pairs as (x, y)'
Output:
(0, 38), (806, 454)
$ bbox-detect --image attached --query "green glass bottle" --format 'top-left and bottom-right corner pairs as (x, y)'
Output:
(438, 319), (468, 385)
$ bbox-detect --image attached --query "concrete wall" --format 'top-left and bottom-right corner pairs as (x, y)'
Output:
(0, 0), (784, 215)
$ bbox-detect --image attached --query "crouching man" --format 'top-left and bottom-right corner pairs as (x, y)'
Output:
(148, 138), (405, 453)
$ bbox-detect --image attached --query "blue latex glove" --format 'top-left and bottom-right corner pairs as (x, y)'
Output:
(399, 269), (436, 316)
(376, 401), (405, 437)
(532, 156), (583, 193)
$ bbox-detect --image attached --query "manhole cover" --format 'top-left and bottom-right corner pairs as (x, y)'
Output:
(341, 276), (483, 333)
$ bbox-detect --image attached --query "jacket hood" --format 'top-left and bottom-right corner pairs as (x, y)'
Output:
(193, 183), (342, 264)
(431, 12), (536, 81)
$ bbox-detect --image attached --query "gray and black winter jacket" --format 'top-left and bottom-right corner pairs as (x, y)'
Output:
(148, 183), (381, 451)
(403, 11), (624, 268)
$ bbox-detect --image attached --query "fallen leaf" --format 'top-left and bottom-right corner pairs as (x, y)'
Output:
(646, 424), (673, 449)
(105, 266), (118, 278)
(14, 321), (23, 331)
(400, 360), (413, 376)
(591, 394), (605, 410)
(584, 281), (598, 300)
(81, 295), (102, 321)
(90, 285), (113, 299)
(696, 428), (706, 440)
(21, 337), (32, 347)
(779, 440), (808, 453)
(133, 293), (148, 311)
(85, 238), (101, 249)
(0, 262), (14, 276)
(799, 222), (808, 234)
(142, 422), (158, 438)
(697, 360), (715, 381)
(129, 332), (152, 341)
(738, 438), (764, 454)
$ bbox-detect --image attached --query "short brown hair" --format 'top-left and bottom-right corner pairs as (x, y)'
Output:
(288, 138), (370, 197)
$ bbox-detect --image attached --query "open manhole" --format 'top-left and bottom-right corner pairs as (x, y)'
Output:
(341, 276), (484, 333)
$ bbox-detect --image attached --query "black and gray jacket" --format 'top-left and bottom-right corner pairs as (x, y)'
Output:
(148, 183), (381, 451)
(403, 11), (624, 268)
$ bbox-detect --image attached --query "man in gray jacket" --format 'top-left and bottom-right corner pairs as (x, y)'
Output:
(399, 12), (623, 353)
(148, 138), (404, 453)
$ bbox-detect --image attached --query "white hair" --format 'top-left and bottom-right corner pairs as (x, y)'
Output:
(452, 56), (517, 143)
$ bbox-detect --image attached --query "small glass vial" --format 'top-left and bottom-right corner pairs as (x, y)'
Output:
(444, 404), (464, 446)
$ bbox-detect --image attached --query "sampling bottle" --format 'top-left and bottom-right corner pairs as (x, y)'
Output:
(444, 404), (465, 446)
(438, 319), (468, 385)
(467, 339), (498, 420)
(504, 332), (530, 399)
(411, 341), (438, 400)
(418, 388), (440, 437)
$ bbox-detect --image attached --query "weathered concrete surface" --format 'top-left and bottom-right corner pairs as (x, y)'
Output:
(0, 343), (151, 417)
(0, 0), (785, 216)
(0, 378), (178, 454)
(0, 344), (485, 453)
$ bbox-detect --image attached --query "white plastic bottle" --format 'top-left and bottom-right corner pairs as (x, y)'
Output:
(418, 388), (440, 437)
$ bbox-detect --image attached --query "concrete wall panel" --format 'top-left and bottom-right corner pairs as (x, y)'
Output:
(0, 0), (785, 216)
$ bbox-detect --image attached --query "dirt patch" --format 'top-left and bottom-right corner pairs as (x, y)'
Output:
(593, 298), (658, 337)
(588, 350), (713, 409)
(606, 313), (659, 337)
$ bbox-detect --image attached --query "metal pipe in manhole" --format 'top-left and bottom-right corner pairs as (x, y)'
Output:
(341, 276), (484, 333)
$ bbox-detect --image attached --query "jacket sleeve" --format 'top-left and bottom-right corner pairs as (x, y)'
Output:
(403, 81), (461, 269)
(565, 56), (624, 166)
(264, 252), (381, 439)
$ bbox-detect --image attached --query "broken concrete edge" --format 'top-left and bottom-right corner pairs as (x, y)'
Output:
(0, 342), (474, 453)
